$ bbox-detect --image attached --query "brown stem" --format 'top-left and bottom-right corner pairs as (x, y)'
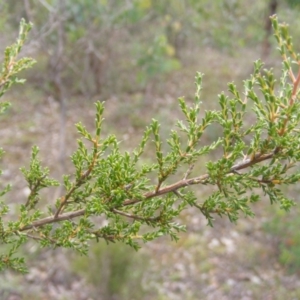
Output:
(25, 175), (47, 207)
(278, 60), (300, 136)
(19, 149), (277, 232)
(54, 145), (98, 218)
(291, 63), (300, 104)
(20, 209), (85, 231)
(111, 208), (159, 222)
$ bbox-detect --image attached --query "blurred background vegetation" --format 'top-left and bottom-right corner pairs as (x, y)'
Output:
(2, 0), (300, 299)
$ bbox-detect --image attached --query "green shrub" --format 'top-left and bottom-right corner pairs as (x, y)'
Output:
(72, 241), (150, 299)
(263, 206), (300, 274)
(1, 16), (300, 274)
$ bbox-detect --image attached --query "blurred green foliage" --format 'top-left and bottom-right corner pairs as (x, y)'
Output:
(263, 207), (300, 274)
(72, 241), (151, 299)
(2, 0), (274, 97)
(286, 0), (300, 7)
(136, 34), (181, 84)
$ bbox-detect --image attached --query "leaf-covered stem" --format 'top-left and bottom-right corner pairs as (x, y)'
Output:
(17, 147), (277, 233)
(3, 16), (300, 273)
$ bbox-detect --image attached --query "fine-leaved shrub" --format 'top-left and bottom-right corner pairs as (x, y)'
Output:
(1, 16), (300, 273)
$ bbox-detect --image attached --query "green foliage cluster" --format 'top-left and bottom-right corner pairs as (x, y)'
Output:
(72, 242), (148, 298)
(263, 205), (300, 274)
(4, 0), (271, 98)
(0, 19), (35, 110)
(1, 16), (300, 274)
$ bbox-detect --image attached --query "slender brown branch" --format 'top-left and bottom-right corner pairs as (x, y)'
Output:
(25, 175), (47, 207)
(123, 151), (275, 206)
(279, 60), (300, 136)
(22, 232), (45, 243)
(283, 52), (296, 83)
(233, 169), (273, 184)
(20, 209), (85, 231)
(111, 208), (159, 222)
(18, 149), (277, 233)
(183, 164), (194, 180)
(155, 181), (162, 193)
(23, 232), (60, 246)
(291, 63), (300, 104)
(54, 151), (96, 218)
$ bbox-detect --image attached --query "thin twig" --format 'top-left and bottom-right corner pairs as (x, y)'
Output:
(18, 149), (277, 232)
(112, 208), (159, 222)
(25, 174), (47, 207)
(20, 209), (85, 231)
(183, 164), (194, 180)
(54, 157), (95, 218)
